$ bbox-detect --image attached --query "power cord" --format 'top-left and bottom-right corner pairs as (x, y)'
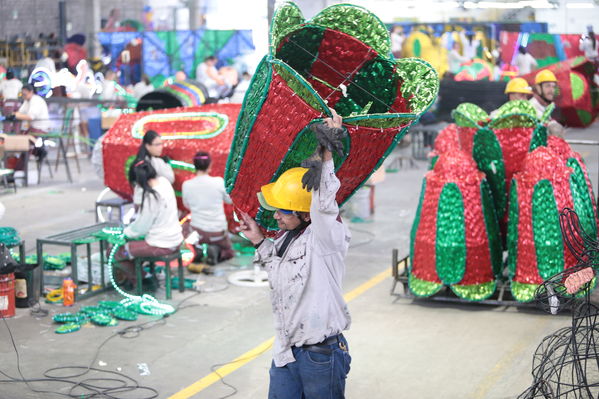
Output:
(0, 292), (203, 398)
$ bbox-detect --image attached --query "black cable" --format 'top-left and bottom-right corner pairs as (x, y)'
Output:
(0, 291), (204, 399)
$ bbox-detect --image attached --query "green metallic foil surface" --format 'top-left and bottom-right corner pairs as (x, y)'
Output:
(570, 72), (585, 101)
(272, 61), (328, 114)
(507, 180), (519, 279)
(224, 56), (271, 191)
(529, 125), (548, 152)
(435, 183), (466, 285)
(270, 1), (305, 51)
(489, 100), (538, 128)
(311, 4), (391, 56)
(410, 179), (427, 267)
(567, 158), (598, 238)
(532, 179), (564, 280)
(473, 127), (507, 218)
(510, 281), (538, 302)
(275, 25), (324, 77)
(451, 281), (497, 301)
(335, 57), (399, 116)
(396, 58), (439, 115)
(452, 103), (489, 128)
(481, 180), (503, 275)
(408, 273), (443, 297)
(540, 103), (555, 124)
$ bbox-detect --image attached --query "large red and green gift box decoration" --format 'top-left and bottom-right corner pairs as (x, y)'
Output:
(507, 142), (599, 302)
(522, 57), (599, 128)
(224, 2), (439, 230)
(102, 104), (239, 218)
(410, 151), (502, 300)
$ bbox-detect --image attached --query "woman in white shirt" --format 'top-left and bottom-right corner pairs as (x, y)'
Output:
(514, 46), (538, 76)
(129, 130), (175, 207)
(182, 151), (234, 262)
(116, 160), (183, 290)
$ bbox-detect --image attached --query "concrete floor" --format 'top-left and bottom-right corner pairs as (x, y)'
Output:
(1, 122), (598, 399)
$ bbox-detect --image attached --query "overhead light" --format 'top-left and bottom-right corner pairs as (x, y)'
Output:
(566, 2), (594, 8)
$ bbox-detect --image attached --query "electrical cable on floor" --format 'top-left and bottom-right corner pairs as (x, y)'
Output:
(348, 225), (376, 248)
(0, 291), (206, 398)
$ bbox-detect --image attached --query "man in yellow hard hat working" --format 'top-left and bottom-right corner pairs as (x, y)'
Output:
(529, 69), (565, 137)
(239, 110), (352, 399)
(490, 77), (533, 117)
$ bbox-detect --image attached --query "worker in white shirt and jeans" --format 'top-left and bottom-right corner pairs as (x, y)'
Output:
(240, 110), (352, 399)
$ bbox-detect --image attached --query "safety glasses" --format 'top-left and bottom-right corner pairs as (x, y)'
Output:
(276, 209), (294, 215)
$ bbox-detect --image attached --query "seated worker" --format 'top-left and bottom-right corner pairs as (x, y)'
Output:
(128, 130), (174, 207)
(116, 160), (183, 289)
(182, 151), (234, 262)
(12, 84), (49, 134)
(0, 70), (23, 133)
(489, 77), (532, 117)
(238, 110), (352, 398)
(195, 55), (238, 100)
(529, 69), (565, 137)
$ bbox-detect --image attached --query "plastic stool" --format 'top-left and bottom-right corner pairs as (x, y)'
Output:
(133, 251), (184, 299)
(95, 197), (132, 223)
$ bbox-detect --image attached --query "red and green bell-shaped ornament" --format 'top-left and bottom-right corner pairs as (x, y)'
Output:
(410, 150), (502, 301)
(506, 145), (598, 302)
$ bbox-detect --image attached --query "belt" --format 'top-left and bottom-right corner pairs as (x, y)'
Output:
(299, 334), (347, 355)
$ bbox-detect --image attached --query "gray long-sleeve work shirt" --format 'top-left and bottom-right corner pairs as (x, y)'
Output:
(254, 160), (352, 367)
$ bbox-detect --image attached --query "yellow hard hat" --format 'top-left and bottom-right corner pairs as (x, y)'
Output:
(505, 77), (532, 94)
(258, 167), (312, 213)
(535, 69), (557, 84)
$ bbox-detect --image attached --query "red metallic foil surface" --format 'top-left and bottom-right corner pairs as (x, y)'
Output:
(412, 151), (495, 285)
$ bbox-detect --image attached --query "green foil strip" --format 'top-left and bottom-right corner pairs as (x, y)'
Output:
(395, 58), (440, 115)
(529, 125), (548, 152)
(510, 281), (538, 302)
(473, 127), (507, 218)
(311, 4), (391, 56)
(451, 281), (496, 301)
(270, 1), (305, 52)
(344, 114), (415, 128)
(271, 60), (328, 114)
(540, 103), (555, 124)
(576, 109), (593, 126)
(507, 180), (519, 279)
(451, 103), (489, 127)
(224, 56), (272, 191)
(568, 158), (598, 239)
(532, 179), (564, 280)
(435, 183), (466, 285)
(429, 155), (439, 170)
(481, 180), (503, 275)
(408, 273), (443, 297)
(410, 179), (427, 267)
(489, 114), (537, 129)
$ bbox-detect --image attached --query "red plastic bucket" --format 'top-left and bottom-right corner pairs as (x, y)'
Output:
(0, 273), (16, 318)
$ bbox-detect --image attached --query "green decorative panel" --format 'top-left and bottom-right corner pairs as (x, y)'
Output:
(270, 1), (305, 51)
(275, 25), (325, 78)
(529, 125), (547, 152)
(511, 281), (538, 302)
(408, 273), (443, 297)
(473, 128), (506, 218)
(435, 183), (466, 285)
(481, 180), (503, 275)
(568, 158), (597, 239)
(451, 281), (496, 301)
(532, 179), (564, 280)
(452, 103), (488, 128)
(410, 179), (427, 266)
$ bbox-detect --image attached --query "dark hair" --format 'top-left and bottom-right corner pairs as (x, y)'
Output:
(22, 84), (34, 92)
(518, 46), (527, 55)
(142, 74), (151, 85)
(128, 130), (161, 184)
(590, 31), (597, 50)
(132, 160), (158, 210)
(193, 151), (211, 171)
(204, 55), (217, 62)
(5, 71), (14, 80)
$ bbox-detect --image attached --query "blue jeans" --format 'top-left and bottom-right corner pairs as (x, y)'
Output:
(268, 335), (351, 399)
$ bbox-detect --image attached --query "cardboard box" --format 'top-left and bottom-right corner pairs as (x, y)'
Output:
(0, 134), (35, 151)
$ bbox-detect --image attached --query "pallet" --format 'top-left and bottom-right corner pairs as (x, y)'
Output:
(390, 249), (536, 308)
